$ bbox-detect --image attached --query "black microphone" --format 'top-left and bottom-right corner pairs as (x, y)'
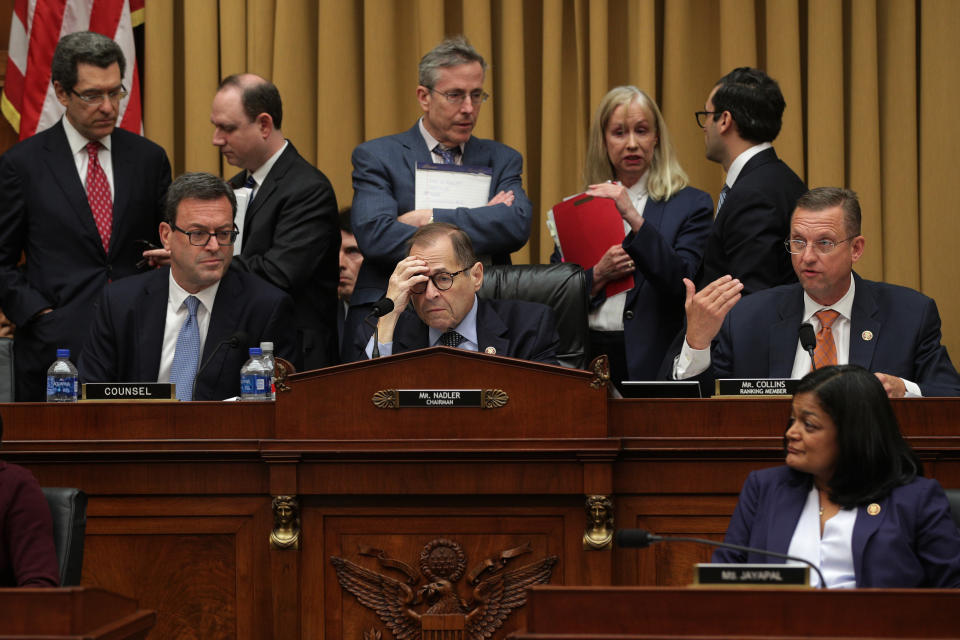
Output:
(190, 330), (249, 400)
(799, 322), (817, 369)
(615, 528), (826, 588)
(364, 297), (395, 359)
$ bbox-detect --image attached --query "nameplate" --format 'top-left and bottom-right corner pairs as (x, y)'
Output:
(82, 383), (176, 402)
(695, 563), (809, 587)
(620, 380), (701, 399)
(715, 378), (799, 397)
(372, 388), (509, 409)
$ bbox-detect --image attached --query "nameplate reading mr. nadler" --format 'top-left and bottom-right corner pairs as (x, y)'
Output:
(372, 388), (509, 409)
(82, 382), (176, 401)
(695, 563), (809, 587)
(715, 378), (799, 397)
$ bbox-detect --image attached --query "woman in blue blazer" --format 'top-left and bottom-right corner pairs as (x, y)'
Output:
(715, 365), (960, 587)
(550, 86), (712, 387)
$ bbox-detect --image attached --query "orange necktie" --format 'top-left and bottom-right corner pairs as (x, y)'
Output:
(813, 309), (840, 370)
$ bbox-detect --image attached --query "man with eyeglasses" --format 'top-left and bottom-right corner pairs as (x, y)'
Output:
(666, 187), (960, 397)
(345, 36), (532, 362)
(694, 67), (806, 295)
(0, 31), (171, 401)
(207, 74), (339, 370)
(80, 172), (298, 400)
(357, 223), (558, 364)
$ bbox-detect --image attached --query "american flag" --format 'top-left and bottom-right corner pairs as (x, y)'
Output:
(1, 0), (144, 140)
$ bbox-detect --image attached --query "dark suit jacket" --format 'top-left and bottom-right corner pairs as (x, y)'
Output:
(79, 267), (298, 401)
(349, 122), (532, 308)
(359, 298), (560, 365)
(697, 147), (806, 294)
(562, 187), (712, 380)
(228, 142), (339, 370)
(713, 466), (960, 588)
(689, 273), (960, 397)
(0, 120), (171, 400)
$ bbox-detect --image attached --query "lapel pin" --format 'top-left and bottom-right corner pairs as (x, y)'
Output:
(867, 503), (881, 516)
(861, 330), (874, 341)
(484, 346), (497, 355)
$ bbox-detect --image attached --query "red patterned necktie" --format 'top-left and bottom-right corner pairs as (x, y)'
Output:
(86, 141), (113, 253)
(813, 309), (840, 370)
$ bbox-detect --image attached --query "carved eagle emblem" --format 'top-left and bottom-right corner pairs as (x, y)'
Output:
(331, 539), (557, 639)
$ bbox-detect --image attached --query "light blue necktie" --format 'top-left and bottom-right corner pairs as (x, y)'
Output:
(170, 295), (201, 401)
(716, 184), (731, 215)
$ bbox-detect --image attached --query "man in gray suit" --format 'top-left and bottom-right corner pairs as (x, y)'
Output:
(344, 36), (532, 361)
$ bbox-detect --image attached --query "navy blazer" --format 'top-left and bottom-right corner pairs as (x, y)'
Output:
(574, 186), (712, 380)
(359, 298), (560, 365)
(697, 147), (806, 294)
(350, 123), (532, 307)
(695, 273), (960, 397)
(228, 142), (339, 369)
(79, 266), (299, 401)
(0, 120), (171, 400)
(714, 466), (960, 588)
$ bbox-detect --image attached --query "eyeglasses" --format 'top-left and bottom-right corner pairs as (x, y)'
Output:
(694, 111), (718, 128)
(429, 89), (490, 106)
(71, 86), (128, 105)
(172, 223), (239, 246)
(411, 268), (469, 294)
(784, 236), (858, 255)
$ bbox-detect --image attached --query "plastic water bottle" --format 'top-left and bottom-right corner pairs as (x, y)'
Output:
(259, 341), (275, 401)
(46, 348), (79, 403)
(240, 347), (269, 401)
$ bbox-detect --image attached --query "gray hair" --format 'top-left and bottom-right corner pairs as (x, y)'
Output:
(418, 36), (486, 89)
(164, 172), (237, 226)
(51, 31), (126, 94)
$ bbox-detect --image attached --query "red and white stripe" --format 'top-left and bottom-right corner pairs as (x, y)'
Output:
(2, 0), (144, 140)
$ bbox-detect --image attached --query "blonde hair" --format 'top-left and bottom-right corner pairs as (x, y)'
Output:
(583, 86), (689, 201)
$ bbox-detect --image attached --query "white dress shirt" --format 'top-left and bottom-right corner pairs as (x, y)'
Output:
(723, 142), (773, 190)
(62, 116), (115, 201)
(787, 485), (857, 588)
(233, 140), (288, 255)
(419, 118), (464, 164)
(157, 271), (220, 382)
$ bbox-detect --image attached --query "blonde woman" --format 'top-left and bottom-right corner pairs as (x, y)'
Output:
(553, 86), (712, 385)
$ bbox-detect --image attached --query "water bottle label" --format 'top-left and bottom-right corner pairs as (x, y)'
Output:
(240, 374), (260, 396)
(47, 375), (78, 397)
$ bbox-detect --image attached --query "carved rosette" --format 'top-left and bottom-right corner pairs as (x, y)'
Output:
(481, 389), (508, 408)
(371, 389), (398, 408)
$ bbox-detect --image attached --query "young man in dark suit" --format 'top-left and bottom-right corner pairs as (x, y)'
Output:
(210, 74), (339, 370)
(695, 67), (807, 295)
(80, 172), (298, 401)
(0, 31), (171, 401)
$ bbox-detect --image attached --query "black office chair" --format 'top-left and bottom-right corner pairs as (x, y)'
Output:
(41, 487), (87, 586)
(478, 263), (589, 369)
(945, 489), (960, 530)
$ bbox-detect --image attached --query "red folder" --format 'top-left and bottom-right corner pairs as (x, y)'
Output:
(552, 193), (633, 297)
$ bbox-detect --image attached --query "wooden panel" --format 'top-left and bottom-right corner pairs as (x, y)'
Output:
(0, 587), (154, 638)
(81, 497), (273, 640)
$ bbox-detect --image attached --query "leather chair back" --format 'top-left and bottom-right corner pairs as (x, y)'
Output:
(478, 263), (588, 369)
(41, 487), (87, 586)
(946, 488), (960, 530)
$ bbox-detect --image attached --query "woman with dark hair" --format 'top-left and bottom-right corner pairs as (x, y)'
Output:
(0, 414), (59, 586)
(714, 364), (960, 587)
(549, 86), (712, 388)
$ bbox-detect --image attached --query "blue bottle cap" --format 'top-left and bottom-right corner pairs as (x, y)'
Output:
(249, 347), (262, 356)
(56, 348), (70, 359)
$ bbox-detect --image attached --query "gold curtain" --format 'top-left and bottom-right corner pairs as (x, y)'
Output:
(143, 0), (960, 357)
